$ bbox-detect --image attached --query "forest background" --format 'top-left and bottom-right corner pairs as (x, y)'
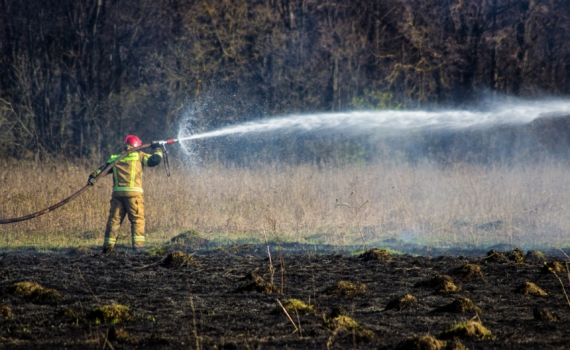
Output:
(1, 0), (570, 163)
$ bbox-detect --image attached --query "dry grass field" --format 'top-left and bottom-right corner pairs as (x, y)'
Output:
(1, 158), (570, 251)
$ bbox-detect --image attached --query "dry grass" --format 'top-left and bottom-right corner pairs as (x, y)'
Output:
(277, 298), (316, 315)
(395, 334), (447, 350)
(516, 282), (548, 296)
(325, 281), (367, 297)
(162, 251), (195, 268)
(385, 293), (420, 311)
(440, 320), (492, 340)
(1, 158), (570, 249)
(0, 305), (13, 318)
(87, 304), (133, 324)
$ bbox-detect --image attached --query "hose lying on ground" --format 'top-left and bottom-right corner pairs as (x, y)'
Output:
(0, 143), (151, 224)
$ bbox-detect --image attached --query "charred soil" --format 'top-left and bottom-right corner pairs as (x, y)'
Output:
(0, 247), (569, 349)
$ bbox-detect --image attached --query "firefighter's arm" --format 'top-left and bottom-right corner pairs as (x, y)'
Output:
(145, 144), (163, 167)
(87, 163), (110, 186)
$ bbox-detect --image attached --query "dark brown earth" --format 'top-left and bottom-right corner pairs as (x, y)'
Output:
(0, 246), (569, 349)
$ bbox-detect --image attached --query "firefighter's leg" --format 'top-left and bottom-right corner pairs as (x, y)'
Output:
(103, 197), (126, 253)
(125, 196), (145, 250)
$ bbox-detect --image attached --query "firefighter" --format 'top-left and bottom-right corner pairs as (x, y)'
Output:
(87, 135), (163, 253)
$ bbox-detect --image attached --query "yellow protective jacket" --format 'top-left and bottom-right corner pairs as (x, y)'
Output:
(91, 148), (162, 196)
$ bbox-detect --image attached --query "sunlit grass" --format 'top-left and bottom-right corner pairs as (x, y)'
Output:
(1, 158), (570, 250)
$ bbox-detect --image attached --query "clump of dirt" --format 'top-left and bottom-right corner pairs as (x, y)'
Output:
(109, 327), (139, 344)
(485, 249), (508, 263)
(385, 294), (420, 311)
(507, 247), (526, 263)
(437, 281), (460, 294)
(533, 308), (559, 322)
(515, 282), (547, 296)
(276, 298), (315, 315)
(228, 244), (258, 253)
(4, 281), (62, 303)
(440, 320), (492, 340)
(325, 281), (367, 297)
(57, 308), (79, 323)
(234, 273), (280, 294)
(147, 333), (171, 346)
(360, 248), (392, 261)
(162, 251), (195, 267)
(170, 229), (208, 247)
(58, 308), (78, 318)
(416, 275), (460, 294)
(446, 339), (468, 350)
(541, 261), (566, 274)
(87, 304), (133, 324)
(525, 250), (546, 263)
(452, 264), (484, 280)
(435, 297), (482, 314)
(67, 246), (93, 255)
(395, 334), (447, 350)
(0, 305), (13, 318)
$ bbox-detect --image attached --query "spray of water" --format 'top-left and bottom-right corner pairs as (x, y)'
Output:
(178, 99), (570, 145)
(178, 99), (570, 164)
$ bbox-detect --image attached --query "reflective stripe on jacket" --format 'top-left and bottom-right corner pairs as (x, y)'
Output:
(106, 151), (153, 193)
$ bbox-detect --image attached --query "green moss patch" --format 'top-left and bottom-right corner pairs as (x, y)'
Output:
(88, 304), (133, 324)
(326, 314), (360, 330)
(147, 245), (169, 257)
(276, 298), (315, 315)
(325, 280), (367, 297)
(440, 320), (492, 340)
(5, 281), (62, 303)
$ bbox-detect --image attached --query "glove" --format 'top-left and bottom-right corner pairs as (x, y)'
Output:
(151, 141), (161, 149)
(87, 169), (100, 186)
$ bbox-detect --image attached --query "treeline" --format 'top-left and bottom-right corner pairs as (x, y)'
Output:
(1, 0), (570, 160)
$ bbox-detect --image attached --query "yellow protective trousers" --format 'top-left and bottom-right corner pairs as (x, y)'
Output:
(103, 195), (145, 251)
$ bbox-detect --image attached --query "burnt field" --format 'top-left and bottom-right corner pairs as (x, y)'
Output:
(0, 246), (569, 349)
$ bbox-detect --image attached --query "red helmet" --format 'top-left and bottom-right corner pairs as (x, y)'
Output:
(124, 135), (142, 147)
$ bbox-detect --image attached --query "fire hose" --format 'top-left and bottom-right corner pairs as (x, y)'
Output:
(0, 138), (179, 225)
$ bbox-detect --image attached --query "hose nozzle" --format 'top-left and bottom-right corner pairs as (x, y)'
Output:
(158, 138), (178, 145)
